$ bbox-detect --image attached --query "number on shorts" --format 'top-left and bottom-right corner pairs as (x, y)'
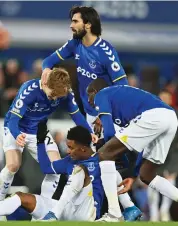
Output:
(45, 135), (53, 145)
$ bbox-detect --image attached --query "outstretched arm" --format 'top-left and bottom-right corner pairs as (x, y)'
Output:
(37, 143), (70, 174)
(42, 39), (77, 83)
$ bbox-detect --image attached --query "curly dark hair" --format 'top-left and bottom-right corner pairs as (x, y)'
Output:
(67, 126), (92, 147)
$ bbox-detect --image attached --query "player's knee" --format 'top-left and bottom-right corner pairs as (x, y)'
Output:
(16, 192), (36, 211)
(6, 163), (20, 173)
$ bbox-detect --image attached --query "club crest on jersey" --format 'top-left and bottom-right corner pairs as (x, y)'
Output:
(111, 62), (120, 72)
(88, 162), (95, 172)
(89, 60), (96, 69)
(75, 54), (80, 60)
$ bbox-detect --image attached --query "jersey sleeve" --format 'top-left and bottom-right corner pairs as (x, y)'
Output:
(37, 143), (70, 174)
(10, 81), (38, 118)
(100, 42), (128, 85)
(42, 39), (78, 70)
(63, 92), (92, 133)
(95, 93), (116, 141)
(64, 91), (79, 115)
(8, 81), (38, 138)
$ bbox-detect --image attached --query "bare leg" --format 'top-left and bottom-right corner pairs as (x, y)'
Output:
(0, 192), (36, 216)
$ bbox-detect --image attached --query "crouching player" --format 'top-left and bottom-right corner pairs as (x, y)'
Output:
(0, 67), (95, 201)
(87, 78), (178, 221)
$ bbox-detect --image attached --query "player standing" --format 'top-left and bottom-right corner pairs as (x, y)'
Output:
(42, 6), (131, 221)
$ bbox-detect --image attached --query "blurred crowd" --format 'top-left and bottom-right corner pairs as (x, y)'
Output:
(0, 57), (178, 221)
(0, 58), (42, 117)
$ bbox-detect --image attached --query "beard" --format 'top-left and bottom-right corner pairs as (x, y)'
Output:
(73, 28), (87, 39)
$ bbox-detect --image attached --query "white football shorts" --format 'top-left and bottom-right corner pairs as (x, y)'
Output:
(115, 108), (178, 164)
(2, 128), (58, 161)
(33, 183), (96, 221)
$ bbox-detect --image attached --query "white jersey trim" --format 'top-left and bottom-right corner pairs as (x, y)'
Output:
(94, 38), (102, 46)
(51, 162), (57, 174)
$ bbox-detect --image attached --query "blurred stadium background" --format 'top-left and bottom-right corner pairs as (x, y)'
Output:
(1, 0), (178, 221)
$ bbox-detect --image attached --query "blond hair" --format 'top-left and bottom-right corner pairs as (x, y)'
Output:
(47, 67), (71, 96)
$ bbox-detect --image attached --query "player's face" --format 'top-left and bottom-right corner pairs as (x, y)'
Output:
(67, 140), (85, 160)
(70, 13), (87, 39)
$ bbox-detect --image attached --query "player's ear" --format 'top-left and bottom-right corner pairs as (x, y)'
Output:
(85, 23), (91, 30)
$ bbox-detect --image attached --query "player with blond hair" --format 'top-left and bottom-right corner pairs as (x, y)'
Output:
(0, 67), (94, 202)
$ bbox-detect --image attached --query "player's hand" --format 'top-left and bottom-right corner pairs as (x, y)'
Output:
(91, 133), (98, 144)
(93, 117), (102, 138)
(118, 177), (136, 195)
(16, 133), (26, 147)
(41, 68), (51, 85)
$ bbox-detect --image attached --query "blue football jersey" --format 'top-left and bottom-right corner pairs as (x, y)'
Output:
(94, 85), (173, 141)
(43, 38), (127, 116)
(52, 153), (104, 219)
(4, 79), (79, 135)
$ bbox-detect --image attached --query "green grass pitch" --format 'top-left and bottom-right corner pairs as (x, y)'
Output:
(0, 222), (178, 226)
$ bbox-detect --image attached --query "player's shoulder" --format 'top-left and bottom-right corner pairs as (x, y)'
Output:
(21, 79), (40, 89)
(95, 38), (115, 51)
(95, 87), (114, 104)
(97, 86), (112, 97)
(66, 89), (77, 101)
(95, 38), (118, 62)
(18, 79), (40, 97)
(64, 38), (80, 48)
